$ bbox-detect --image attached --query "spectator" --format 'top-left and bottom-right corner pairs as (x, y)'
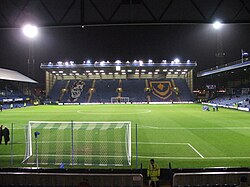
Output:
(147, 159), (160, 187)
(237, 176), (249, 187)
(0, 125), (3, 144)
(3, 126), (10, 145)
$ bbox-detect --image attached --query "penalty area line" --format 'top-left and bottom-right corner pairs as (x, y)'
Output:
(188, 143), (204, 158)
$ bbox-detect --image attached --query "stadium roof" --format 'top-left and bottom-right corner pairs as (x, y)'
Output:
(1, 0), (250, 29)
(40, 60), (197, 79)
(197, 59), (250, 77)
(0, 68), (38, 83)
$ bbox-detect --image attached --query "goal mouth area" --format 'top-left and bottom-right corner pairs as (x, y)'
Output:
(23, 121), (132, 167)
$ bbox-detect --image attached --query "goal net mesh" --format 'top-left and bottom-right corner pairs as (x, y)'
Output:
(23, 121), (131, 166)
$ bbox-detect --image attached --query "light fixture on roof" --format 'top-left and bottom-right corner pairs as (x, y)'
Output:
(86, 60), (91, 64)
(139, 60), (143, 66)
(126, 61), (130, 64)
(116, 66), (121, 71)
(115, 60), (122, 64)
(100, 61), (105, 65)
(173, 58), (180, 63)
(148, 59), (153, 63)
(57, 61), (63, 65)
(162, 60), (167, 63)
(187, 60), (190, 63)
(65, 61), (69, 66)
(70, 61), (74, 65)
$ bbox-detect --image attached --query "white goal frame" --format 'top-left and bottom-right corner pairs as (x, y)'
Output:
(23, 121), (132, 166)
(111, 97), (130, 103)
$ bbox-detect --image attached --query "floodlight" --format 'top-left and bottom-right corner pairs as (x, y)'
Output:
(86, 60), (91, 64)
(148, 59), (153, 63)
(187, 60), (190, 63)
(173, 58), (180, 63)
(115, 60), (122, 64)
(213, 21), (222, 30)
(22, 24), (38, 38)
(116, 66), (121, 71)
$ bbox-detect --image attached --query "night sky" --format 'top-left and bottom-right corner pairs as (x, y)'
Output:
(1, 23), (250, 87)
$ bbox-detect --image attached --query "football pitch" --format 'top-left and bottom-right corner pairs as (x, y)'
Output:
(0, 104), (250, 169)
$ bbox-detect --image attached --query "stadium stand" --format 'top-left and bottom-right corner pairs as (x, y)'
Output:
(47, 78), (194, 104)
(121, 79), (146, 102)
(90, 79), (119, 103)
(209, 94), (250, 110)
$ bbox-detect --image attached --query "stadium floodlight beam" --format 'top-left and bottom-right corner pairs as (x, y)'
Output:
(213, 21), (222, 30)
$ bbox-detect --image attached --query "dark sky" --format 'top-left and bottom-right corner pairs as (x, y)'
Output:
(1, 24), (250, 86)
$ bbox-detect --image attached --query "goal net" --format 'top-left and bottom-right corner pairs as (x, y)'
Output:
(111, 97), (130, 103)
(23, 121), (132, 166)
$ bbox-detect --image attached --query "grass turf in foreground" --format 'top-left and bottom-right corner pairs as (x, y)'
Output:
(0, 104), (249, 169)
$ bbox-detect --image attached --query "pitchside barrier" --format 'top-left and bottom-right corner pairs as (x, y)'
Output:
(173, 171), (250, 186)
(23, 121), (133, 167)
(0, 172), (143, 187)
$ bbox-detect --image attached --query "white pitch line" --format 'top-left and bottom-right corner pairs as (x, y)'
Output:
(136, 156), (250, 159)
(188, 143), (204, 158)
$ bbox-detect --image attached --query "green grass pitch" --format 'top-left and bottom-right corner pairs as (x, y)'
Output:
(0, 104), (249, 169)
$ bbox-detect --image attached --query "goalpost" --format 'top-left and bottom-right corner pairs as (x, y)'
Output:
(111, 97), (130, 103)
(23, 121), (132, 167)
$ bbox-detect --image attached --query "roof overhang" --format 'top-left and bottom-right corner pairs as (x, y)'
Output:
(0, 68), (38, 83)
(40, 60), (197, 79)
